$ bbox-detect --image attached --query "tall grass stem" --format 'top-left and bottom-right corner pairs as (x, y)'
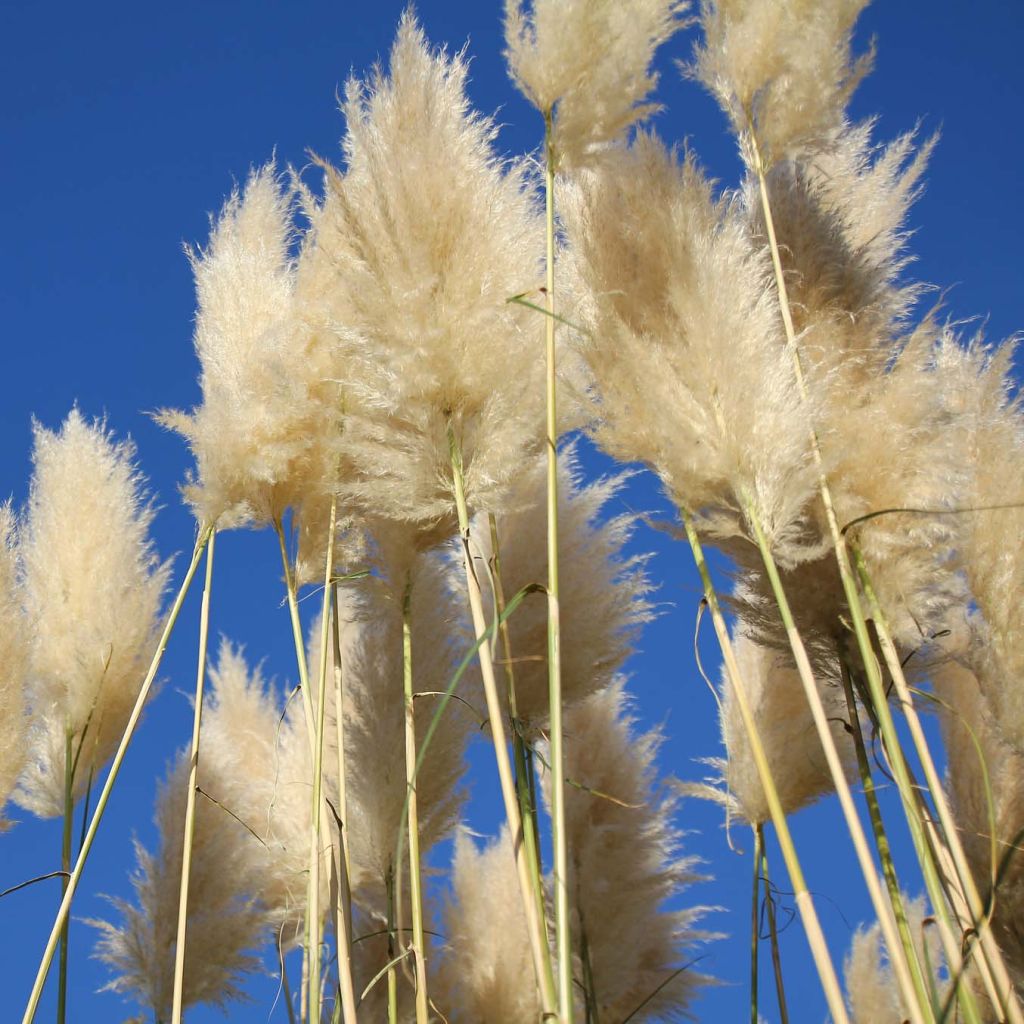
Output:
(171, 526), (217, 1024)
(448, 424), (558, 1019)
(542, 108), (572, 1024)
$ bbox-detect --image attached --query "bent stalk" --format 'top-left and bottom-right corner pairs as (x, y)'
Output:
(448, 424), (558, 1019)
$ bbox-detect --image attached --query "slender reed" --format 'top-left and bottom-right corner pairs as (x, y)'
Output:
(56, 730), (73, 1024)
(488, 511), (550, 957)
(750, 824), (761, 1024)
(758, 827), (789, 1024)
(308, 497), (339, 1023)
(541, 108), (572, 1024)
(448, 423), (558, 1019)
(837, 655), (932, 1016)
(22, 525), (212, 1024)
(330, 585), (358, 1024)
(402, 575), (430, 1024)
(171, 526), (217, 1024)
(274, 518), (316, 747)
(679, 509), (850, 1024)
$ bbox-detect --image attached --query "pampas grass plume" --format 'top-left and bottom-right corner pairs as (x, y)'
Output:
(504, 0), (689, 167)
(15, 410), (170, 818)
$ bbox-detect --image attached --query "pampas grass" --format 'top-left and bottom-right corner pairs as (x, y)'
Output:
(7, 6), (1023, 1024)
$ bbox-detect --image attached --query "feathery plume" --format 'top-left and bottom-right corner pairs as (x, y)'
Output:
(503, 0), (689, 168)
(294, 12), (563, 532)
(160, 162), (340, 528)
(562, 132), (817, 554)
(938, 337), (1024, 750)
(88, 752), (267, 1020)
(843, 894), (948, 1023)
(15, 410), (169, 818)
(435, 826), (544, 1022)
(469, 446), (653, 736)
(698, 629), (854, 826)
(0, 505), (30, 829)
(691, 0), (873, 166)
(547, 681), (708, 1020)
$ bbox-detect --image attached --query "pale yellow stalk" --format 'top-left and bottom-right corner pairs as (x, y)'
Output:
(402, 577), (430, 1024)
(171, 527), (217, 1024)
(449, 424), (558, 1019)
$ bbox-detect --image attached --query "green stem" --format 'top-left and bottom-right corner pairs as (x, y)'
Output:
(750, 824), (761, 1024)
(402, 575), (430, 1024)
(678, 509), (850, 1024)
(171, 527), (217, 1024)
(838, 655), (932, 1017)
(448, 424), (558, 1019)
(541, 105), (572, 1024)
(759, 826), (789, 1024)
(489, 512), (553, 974)
(57, 730), (73, 1024)
(22, 526), (212, 1024)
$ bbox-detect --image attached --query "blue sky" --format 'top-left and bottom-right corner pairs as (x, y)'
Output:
(1, 3), (1022, 1022)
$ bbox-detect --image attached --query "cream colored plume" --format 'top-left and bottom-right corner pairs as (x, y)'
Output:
(15, 410), (170, 818)
(161, 162), (339, 528)
(938, 338), (1024, 752)
(548, 681), (707, 1019)
(0, 505), (30, 829)
(88, 752), (268, 1020)
(699, 628), (854, 826)
(504, 0), (689, 168)
(468, 445), (652, 737)
(692, 0), (873, 166)
(843, 894), (948, 1023)
(294, 12), (565, 531)
(435, 826), (545, 1022)
(562, 133), (817, 555)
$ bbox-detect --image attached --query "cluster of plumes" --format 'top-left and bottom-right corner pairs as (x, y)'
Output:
(437, 684), (706, 1021)
(14, 411), (169, 818)
(0, 506), (29, 828)
(694, 628), (855, 827)
(468, 446), (653, 736)
(841, 893), (949, 1023)
(690, 0), (873, 167)
(92, 540), (477, 1016)
(167, 11), (581, 553)
(504, 0), (689, 167)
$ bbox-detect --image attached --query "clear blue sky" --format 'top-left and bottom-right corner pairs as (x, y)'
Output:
(1, 3), (1021, 1022)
